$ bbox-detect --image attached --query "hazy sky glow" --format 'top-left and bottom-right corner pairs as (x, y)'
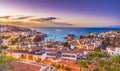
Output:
(0, 0), (120, 27)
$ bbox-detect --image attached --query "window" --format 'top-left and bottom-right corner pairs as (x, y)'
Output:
(62, 54), (75, 58)
(47, 53), (56, 56)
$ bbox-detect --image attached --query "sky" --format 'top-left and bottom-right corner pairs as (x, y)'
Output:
(0, 0), (120, 27)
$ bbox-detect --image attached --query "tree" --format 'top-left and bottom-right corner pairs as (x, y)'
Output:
(50, 62), (57, 68)
(50, 62), (62, 71)
(0, 54), (15, 71)
(0, 46), (8, 49)
(101, 37), (111, 49)
(111, 55), (120, 65)
(9, 37), (22, 45)
(63, 42), (69, 47)
(80, 49), (120, 71)
(76, 59), (88, 71)
(64, 66), (72, 71)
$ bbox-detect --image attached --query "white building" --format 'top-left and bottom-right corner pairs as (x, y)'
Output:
(0, 27), (7, 32)
(44, 49), (87, 60)
(115, 47), (120, 55)
(18, 43), (37, 48)
(106, 46), (115, 55)
(106, 46), (120, 55)
(61, 52), (77, 60)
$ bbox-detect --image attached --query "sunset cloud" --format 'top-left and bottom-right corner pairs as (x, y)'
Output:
(0, 16), (12, 19)
(30, 17), (72, 26)
(30, 17), (58, 22)
(0, 15), (119, 27)
(0, 15), (72, 27)
(12, 16), (33, 20)
(41, 17), (58, 21)
(0, 0), (119, 27)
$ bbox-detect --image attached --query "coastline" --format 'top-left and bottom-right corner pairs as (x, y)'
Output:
(31, 27), (120, 42)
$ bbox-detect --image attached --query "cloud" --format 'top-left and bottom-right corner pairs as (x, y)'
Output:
(12, 16), (33, 20)
(30, 18), (43, 22)
(0, 15), (72, 27)
(53, 22), (72, 26)
(30, 17), (72, 26)
(0, 15), (32, 20)
(0, 16), (11, 19)
(41, 17), (58, 21)
(30, 17), (58, 22)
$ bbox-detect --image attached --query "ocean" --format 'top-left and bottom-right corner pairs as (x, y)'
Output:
(31, 27), (120, 42)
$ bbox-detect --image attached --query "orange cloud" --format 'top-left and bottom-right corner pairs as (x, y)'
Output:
(0, 15), (72, 27)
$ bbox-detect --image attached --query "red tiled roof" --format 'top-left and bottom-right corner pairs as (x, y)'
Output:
(12, 61), (41, 71)
(115, 33), (120, 37)
(43, 58), (80, 70)
(88, 62), (96, 71)
(106, 46), (115, 51)
(0, 44), (5, 46)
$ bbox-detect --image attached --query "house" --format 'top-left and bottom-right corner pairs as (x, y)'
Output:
(74, 38), (102, 50)
(18, 43), (37, 48)
(106, 46), (115, 55)
(115, 33), (120, 37)
(3, 50), (45, 62)
(115, 47), (120, 55)
(106, 46), (120, 55)
(45, 49), (87, 60)
(0, 27), (7, 32)
(9, 44), (18, 50)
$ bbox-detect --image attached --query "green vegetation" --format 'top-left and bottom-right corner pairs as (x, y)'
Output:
(101, 37), (120, 49)
(50, 62), (56, 67)
(64, 66), (72, 71)
(0, 35), (10, 39)
(116, 30), (120, 33)
(63, 42), (69, 47)
(92, 55), (120, 71)
(33, 35), (44, 42)
(87, 51), (109, 60)
(0, 46), (8, 49)
(50, 62), (72, 71)
(0, 54), (15, 71)
(9, 37), (22, 45)
(51, 62), (62, 69)
(76, 51), (120, 71)
(0, 46), (8, 53)
(76, 59), (89, 71)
